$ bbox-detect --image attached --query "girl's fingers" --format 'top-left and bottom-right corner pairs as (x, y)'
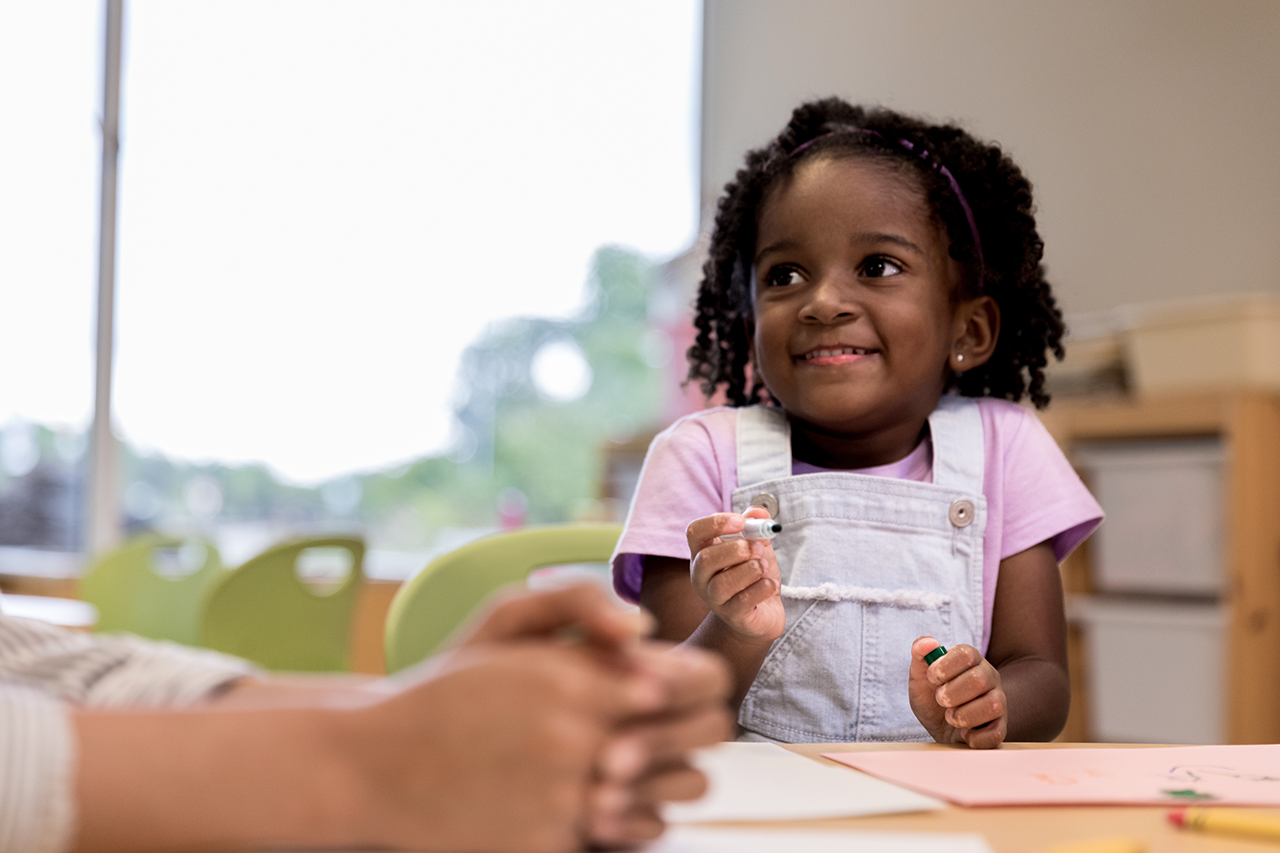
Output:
(692, 539), (775, 595)
(685, 508), (774, 555)
(687, 512), (782, 633)
(943, 688), (1005, 730)
(909, 637), (1006, 748)
(720, 577), (778, 620)
(685, 513), (749, 553)
(960, 713), (1008, 749)
(934, 662), (1000, 709)
(689, 540), (756, 587)
(910, 636), (943, 679)
(924, 643), (982, 684)
(704, 559), (767, 606)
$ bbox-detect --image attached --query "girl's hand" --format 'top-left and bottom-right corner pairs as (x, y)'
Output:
(685, 508), (786, 641)
(908, 636), (1007, 749)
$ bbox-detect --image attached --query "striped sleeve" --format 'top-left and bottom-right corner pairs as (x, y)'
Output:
(0, 615), (260, 852)
(0, 615), (255, 708)
(0, 685), (75, 853)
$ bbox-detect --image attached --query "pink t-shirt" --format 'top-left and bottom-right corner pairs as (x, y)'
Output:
(612, 397), (1104, 652)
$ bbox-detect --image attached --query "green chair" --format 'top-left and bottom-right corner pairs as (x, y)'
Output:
(80, 534), (223, 645)
(200, 536), (364, 672)
(384, 523), (622, 673)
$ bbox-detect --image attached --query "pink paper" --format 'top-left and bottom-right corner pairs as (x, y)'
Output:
(823, 745), (1280, 807)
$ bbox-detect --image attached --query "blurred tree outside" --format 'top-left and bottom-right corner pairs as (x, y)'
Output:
(0, 245), (675, 561)
(359, 245), (670, 546)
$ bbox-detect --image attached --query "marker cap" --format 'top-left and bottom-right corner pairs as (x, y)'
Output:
(924, 645), (948, 665)
(720, 518), (783, 541)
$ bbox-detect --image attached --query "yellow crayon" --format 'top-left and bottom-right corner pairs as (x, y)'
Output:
(1042, 837), (1145, 853)
(1170, 807), (1280, 843)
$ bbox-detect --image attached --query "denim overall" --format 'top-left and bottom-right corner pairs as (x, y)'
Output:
(734, 396), (987, 743)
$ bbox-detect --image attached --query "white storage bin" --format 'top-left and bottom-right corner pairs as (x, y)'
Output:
(1071, 597), (1226, 744)
(1073, 440), (1226, 595)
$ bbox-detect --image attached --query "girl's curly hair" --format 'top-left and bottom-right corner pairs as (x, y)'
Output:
(687, 97), (1064, 409)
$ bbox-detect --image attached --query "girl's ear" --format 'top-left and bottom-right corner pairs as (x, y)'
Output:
(949, 296), (1000, 373)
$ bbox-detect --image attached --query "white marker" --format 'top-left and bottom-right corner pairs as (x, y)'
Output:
(720, 518), (782, 541)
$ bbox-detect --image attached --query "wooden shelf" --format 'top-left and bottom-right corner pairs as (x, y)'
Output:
(1041, 391), (1280, 744)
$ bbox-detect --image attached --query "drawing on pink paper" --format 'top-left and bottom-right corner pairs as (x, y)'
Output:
(822, 745), (1280, 807)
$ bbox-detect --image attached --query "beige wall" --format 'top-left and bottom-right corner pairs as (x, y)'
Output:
(701, 1), (1280, 316)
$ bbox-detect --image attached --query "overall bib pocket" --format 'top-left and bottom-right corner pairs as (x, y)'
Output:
(857, 589), (953, 742)
(738, 596), (861, 742)
(739, 586), (951, 743)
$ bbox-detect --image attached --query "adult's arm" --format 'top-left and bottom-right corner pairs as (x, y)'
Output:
(0, 613), (252, 707)
(71, 585), (732, 853)
(0, 612), (254, 853)
(73, 642), (714, 853)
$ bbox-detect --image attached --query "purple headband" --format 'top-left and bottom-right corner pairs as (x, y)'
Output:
(789, 129), (985, 291)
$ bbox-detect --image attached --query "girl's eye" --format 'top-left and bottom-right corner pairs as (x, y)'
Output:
(862, 256), (904, 278)
(763, 266), (804, 288)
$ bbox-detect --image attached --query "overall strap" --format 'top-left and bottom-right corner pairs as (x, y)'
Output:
(736, 406), (791, 487)
(927, 396), (985, 493)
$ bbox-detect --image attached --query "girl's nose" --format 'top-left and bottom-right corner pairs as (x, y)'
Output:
(800, 274), (861, 324)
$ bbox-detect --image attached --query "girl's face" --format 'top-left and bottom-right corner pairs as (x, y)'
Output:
(751, 156), (974, 443)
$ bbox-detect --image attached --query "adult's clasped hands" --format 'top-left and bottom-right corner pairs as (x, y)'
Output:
(352, 583), (734, 853)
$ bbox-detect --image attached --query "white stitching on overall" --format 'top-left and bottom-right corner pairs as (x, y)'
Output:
(734, 396), (986, 743)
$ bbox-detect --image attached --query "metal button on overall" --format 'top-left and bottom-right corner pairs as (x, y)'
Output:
(949, 499), (975, 528)
(750, 493), (780, 520)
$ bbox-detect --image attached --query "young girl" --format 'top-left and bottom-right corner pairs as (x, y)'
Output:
(612, 98), (1103, 749)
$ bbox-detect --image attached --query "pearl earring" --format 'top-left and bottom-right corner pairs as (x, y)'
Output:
(956, 353), (965, 363)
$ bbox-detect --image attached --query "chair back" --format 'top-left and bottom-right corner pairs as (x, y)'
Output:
(384, 523), (621, 673)
(200, 536), (364, 671)
(80, 534), (223, 645)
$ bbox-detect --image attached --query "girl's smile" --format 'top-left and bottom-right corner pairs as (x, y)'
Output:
(751, 155), (990, 468)
(796, 347), (878, 366)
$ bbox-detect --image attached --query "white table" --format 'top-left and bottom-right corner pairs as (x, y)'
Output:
(1, 593), (98, 628)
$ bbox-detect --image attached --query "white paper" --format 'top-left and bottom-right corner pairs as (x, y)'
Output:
(646, 827), (994, 853)
(665, 742), (945, 823)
